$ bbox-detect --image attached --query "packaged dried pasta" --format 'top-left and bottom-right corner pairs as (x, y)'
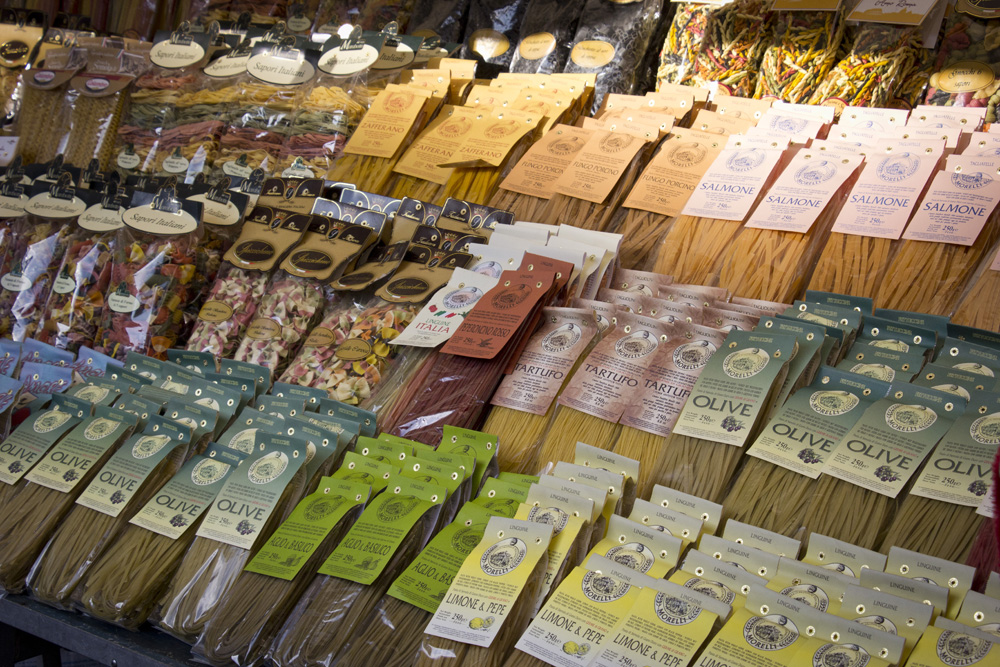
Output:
(408, 0), (472, 42)
(755, 10), (845, 103)
(0, 9), (45, 129)
(76, 447), (242, 629)
(16, 46), (86, 164)
(154, 436), (308, 644)
(508, 0), (583, 74)
(0, 408), (137, 594)
(460, 0), (530, 69)
(26, 420), (192, 609)
(925, 9), (1000, 117)
(563, 0), (664, 112)
(656, 3), (713, 88)
(692, 0), (770, 97)
(93, 186), (207, 360)
(37, 181), (130, 352)
(810, 23), (921, 110)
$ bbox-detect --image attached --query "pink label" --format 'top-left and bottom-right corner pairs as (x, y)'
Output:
(963, 132), (1000, 157)
(839, 106), (908, 130)
(893, 125), (963, 150)
(830, 149), (941, 239)
(681, 148), (785, 221)
(746, 152), (863, 233)
(902, 156), (1000, 246)
(758, 113), (826, 138)
(557, 312), (670, 422)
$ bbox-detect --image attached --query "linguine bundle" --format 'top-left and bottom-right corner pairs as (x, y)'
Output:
(27, 444), (188, 609)
(649, 435), (745, 504)
(720, 456), (816, 539)
(808, 233), (897, 299)
(193, 502), (364, 666)
(154, 467), (307, 644)
(487, 189), (550, 224)
(950, 243), (1000, 331)
(414, 550), (549, 667)
(800, 474), (895, 550)
(336, 595), (436, 667)
(537, 150), (649, 232)
(533, 406), (622, 471)
(609, 208), (678, 272)
(612, 427), (664, 501)
(879, 496), (984, 562)
(267, 509), (439, 666)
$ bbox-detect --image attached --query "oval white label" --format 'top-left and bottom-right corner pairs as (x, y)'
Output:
(319, 44), (381, 76)
(24, 193), (87, 218)
(247, 53), (316, 85)
(150, 40), (206, 69)
(78, 204), (125, 232)
(0, 273), (31, 292)
(122, 206), (198, 235)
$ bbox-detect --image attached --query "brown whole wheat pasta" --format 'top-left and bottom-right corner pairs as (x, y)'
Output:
(950, 244), (1000, 330)
(808, 233), (897, 299)
(649, 435), (746, 504)
(653, 216), (744, 285)
(414, 550), (549, 667)
(267, 509), (438, 666)
(154, 468), (306, 644)
(27, 445), (188, 609)
(193, 503), (364, 666)
(533, 406), (622, 470)
(879, 496), (984, 562)
(335, 596), (436, 667)
(76, 523), (199, 629)
(800, 475), (895, 550)
(720, 456), (816, 540)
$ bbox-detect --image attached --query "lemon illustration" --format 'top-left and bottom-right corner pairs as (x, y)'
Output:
(469, 617), (485, 629)
(563, 641), (579, 655)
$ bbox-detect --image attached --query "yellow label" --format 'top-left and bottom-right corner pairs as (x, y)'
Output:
(570, 40), (616, 69)
(518, 32), (556, 61)
(245, 318), (281, 341)
(588, 514), (682, 579)
(934, 60), (997, 94)
(698, 607), (810, 666)
(197, 300), (234, 324)
(906, 623), (999, 667)
(516, 501), (587, 604)
(469, 29), (509, 60)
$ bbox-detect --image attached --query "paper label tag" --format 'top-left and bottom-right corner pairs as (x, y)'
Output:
(802, 533), (887, 578)
(0, 409), (82, 485)
(903, 156), (1000, 246)
(128, 455), (234, 539)
(686, 606), (811, 667)
(391, 269), (498, 347)
(345, 87), (428, 159)
(552, 131), (647, 205)
(425, 516), (553, 647)
(650, 484), (723, 535)
(75, 433), (177, 517)
(393, 105), (481, 185)
(499, 125), (593, 200)
(904, 622), (999, 667)
(589, 514), (683, 578)
(623, 129), (725, 217)
(682, 148), (785, 221)
(24, 413), (132, 493)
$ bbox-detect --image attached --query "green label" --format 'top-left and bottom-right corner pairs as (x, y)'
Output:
(243, 478), (370, 581)
(257, 395), (306, 419)
(499, 471), (540, 486)
(937, 337), (1000, 378)
(108, 366), (153, 389)
(203, 442), (248, 467)
(218, 409), (286, 454)
(195, 438), (307, 549)
(221, 359), (271, 397)
(50, 393), (93, 416)
(207, 371), (254, 410)
(331, 451), (396, 492)
(67, 382), (119, 406)
(747, 367), (889, 479)
(414, 448), (476, 482)
(673, 331), (797, 446)
(24, 411), (135, 493)
(913, 363), (992, 400)
(857, 316), (936, 354)
(441, 425), (497, 491)
(114, 394), (163, 429)
(757, 316), (827, 407)
(163, 399), (218, 443)
(804, 291), (873, 316)
(403, 458), (463, 496)
(128, 454), (235, 539)
(836, 342), (925, 381)
(76, 433), (179, 517)
(379, 432), (432, 451)
(475, 476), (531, 517)
(286, 416), (344, 482)
(359, 436), (411, 465)
(271, 381), (327, 409)
(388, 502), (496, 612)
(319, 474), (445, 584)
(319, 398), (376, 437)
(0, 408), (82, 485)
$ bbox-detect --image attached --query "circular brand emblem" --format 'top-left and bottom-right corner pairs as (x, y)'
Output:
(479, 497), (519, 517)
(683, 577), (736, 605)
(471, 259), (503, 278)
(596, 314), (611, 332)
(196, 397), (221, 411)
(780, 583), (830, 611)
(84, 418), (119, 441)
(809, 390), (860, 417)
(480, 537), (527, 576)
(668, 142), (708, 169)
(615, 330), (658, 360)
(84, 77), (110, 92)
(0, 40), (29, 62)
(518, 32), (556, 60)
(812, 643), (871, 667)
(439, 116), (473, 138)
(452, 524), (485, 552)
(849, 363), (896, 382)
(491, 284), (532, 310)
(378, 495), (420, 522)
(486, 120), (520, 139)
(548, 136), (586, 157)
(542, 323), (583, 353)
(933, 384), (971, 401)
(335, 338), (374, 362)
(527, 505), (569, 534)
(953, 362), (995, 377)
(723, 347), (770, 379)
(599, 133), (636, 154)
(132, 434), (171, 459)
(33, 70), (56, 84)
(856, 615), (897, 634)
(75, 386), (110, 403)
(970, 412), (1000, 445)
(384, 92), (415, 113)
(774, 117), (808, 134)
(743, 614), (799, 651)
(823, 562), (855, 577)
(977, 623), (1000, 639)
(303, 495), (344, 522)
(935, 60), (996, 94)
(581, 570), (631, 603)
(653, 592), (701, 626)
(794, 160), (836, 186)
(246, 319), (281, 341)
(935, 629), (992, 666)
(673, 340), (716, 370)
(952, 171), (994, 190)
(570, 40), (616, 68)
(469, 29), (510, 60)
(192, 459), (227, 486)
(227, 428), (258, 454)
(727, 149), (766, 173)
(877, 153), (919, 183)
(248, 452), (288, 484)
(53, 274), (77, 294)
(871, 339), (910, 352)
(885, 404), (938, 433)
(34, 410), (72, 434)
(198, 300), (234, 324)
(443, 286), (484, 310)
(606, 542), (656, 573)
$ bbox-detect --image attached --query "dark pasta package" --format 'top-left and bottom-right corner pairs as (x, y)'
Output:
(562, 0), (665, 112)
(409, 0), (472, 42)
(461, 0), (531, 68)
(508, 0), (584, 74)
